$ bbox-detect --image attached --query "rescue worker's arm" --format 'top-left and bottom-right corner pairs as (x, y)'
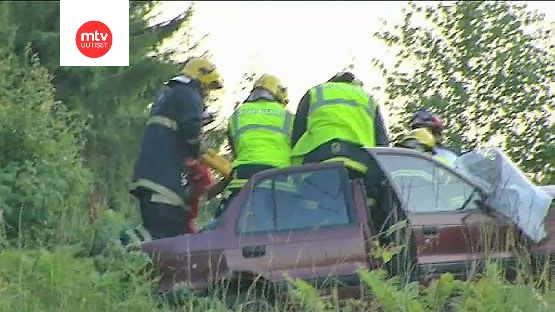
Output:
(175, 89), (203, 158)
(374, 106), (390, 146)
(291, 91), (310, 147)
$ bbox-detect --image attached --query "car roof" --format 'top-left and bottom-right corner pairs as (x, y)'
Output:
(541, 185), (555, 198)
(365, 146), (436, 156)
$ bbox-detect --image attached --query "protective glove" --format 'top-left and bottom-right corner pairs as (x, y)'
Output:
(184, 158), (214, 234)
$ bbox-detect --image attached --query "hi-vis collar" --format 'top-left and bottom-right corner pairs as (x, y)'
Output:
(166, 75), (192, 85)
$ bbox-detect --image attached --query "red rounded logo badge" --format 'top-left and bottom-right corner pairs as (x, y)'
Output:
(75, 21), (112, 58)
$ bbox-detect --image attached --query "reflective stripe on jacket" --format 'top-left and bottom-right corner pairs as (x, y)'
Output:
(229, 101), (293, 169)
(130, 82), (204, 205)
(291, 82), (377, 157)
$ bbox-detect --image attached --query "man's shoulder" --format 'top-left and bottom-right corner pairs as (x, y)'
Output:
(233, 101), (288, 114)
(167, 81), (202, 99)
(319, 81), (369, 94)
(161, 85), (202, 113)
(305, 82), (326, 91)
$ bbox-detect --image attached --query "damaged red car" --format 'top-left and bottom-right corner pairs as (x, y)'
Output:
(140, 147), (555, 299)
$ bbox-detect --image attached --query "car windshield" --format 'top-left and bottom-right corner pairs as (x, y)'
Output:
(453, 148), (552, 242)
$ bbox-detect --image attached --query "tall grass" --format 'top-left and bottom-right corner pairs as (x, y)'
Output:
(0, 234), (552, 311)
(0, 197), (552, 311)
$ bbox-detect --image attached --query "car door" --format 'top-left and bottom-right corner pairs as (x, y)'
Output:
(373, 149), (518, 279)
(226, 163), (371, 286)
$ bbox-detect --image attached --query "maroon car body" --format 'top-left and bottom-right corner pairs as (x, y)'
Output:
(140, 147), (555, 296)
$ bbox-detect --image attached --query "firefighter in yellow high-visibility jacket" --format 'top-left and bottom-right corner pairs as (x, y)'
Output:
(207, 74), (294, 210)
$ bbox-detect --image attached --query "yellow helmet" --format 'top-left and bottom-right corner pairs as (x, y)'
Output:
(182, 57), (223, 90)
(252, 74), (288, 105)
(399, 128), (437, 151)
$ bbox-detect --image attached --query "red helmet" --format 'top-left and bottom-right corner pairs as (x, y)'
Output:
(411, 109), (444, 136)
(431, 115), (444, 136)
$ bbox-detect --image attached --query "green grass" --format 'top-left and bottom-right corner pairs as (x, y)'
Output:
(545, 291), (555, 307)
(0, 198), (553, 311)
(0, 239), (552, 311)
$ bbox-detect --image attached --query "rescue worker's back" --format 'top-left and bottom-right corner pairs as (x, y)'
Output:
(229, 101), (293, 169)
(218, 74), (293, 198)
(291, 82), (377, 156)
(291, 71), (389, 177)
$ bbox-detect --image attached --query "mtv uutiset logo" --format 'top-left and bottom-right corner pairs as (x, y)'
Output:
(76, 21), (113, 58)
(60, 0), (128, 66)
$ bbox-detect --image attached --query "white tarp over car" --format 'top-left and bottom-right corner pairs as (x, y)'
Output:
(453, 148), (553, 243)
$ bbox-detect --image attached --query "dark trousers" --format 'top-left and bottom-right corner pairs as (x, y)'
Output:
(228, 164), (276, 194)
(302, 140), (368, 180)
(302, 140), (390, 232)
(137, 191), (188, 240)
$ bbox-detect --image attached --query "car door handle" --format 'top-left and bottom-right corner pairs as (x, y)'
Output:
(242, 245), (266, 258)
(421, 226), (438, 236)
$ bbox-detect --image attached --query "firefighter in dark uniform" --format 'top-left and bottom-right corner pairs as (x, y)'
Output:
(130, 57), (223, 240)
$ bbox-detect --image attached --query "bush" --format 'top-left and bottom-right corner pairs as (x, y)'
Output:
(0, 47), (93, 247)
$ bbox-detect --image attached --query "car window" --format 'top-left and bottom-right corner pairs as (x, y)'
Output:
(376, 154), (480, 213)
(237, 167), (353, 234)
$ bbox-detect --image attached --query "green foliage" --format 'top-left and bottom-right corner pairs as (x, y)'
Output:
(423, 273), (465, 312)
(372, 219), (410, 265)
(0, 246), (158, 312)
(0, 48), (93, 247)
(0, 2), (552, 311)
(0, 1), (202, 217)
(71, 2), (198, 215)
(286, 276), (326, 312)
(374, 1), (554, 183)
(455, 262), (549, 311)
(359, 268), (424, 312)
(358, 265), (550, 312)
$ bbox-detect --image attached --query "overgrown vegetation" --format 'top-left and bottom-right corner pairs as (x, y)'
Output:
(373, 0), (554, 184)
(0, 48), (93, 248)
(0, 1), (552, 311)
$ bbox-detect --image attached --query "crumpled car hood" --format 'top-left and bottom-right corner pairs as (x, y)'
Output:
(454, 148), (553, 243)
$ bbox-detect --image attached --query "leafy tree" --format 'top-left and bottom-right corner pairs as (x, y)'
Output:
(373, 1), (554, 183)
(0, 2), (206, 215)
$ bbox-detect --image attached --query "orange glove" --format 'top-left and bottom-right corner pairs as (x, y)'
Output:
(184, 158), (213, 233)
